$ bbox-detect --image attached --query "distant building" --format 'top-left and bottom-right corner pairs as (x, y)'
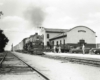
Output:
(40, 26), (96, 48)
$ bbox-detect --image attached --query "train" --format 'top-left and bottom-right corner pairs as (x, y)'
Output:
(13, 32), (100, 55)
(13, 33), (44, 55)
(13, 32), (72, 54)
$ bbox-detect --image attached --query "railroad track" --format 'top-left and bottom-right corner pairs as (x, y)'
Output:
(0, 52), (7, 67)
(42, 55), (100, 67)
(11, 52), (50, 80)
(64, 57), (100, 67)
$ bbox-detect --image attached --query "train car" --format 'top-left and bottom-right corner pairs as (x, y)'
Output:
(13, 40), (24, 52)
(13, 38), (27, 52)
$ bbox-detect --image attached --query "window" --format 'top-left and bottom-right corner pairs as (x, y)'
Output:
(60, 40), (62, 45)
(47, 34), (49, 38)
(47, 41), (49, 46)
(63, 39), (65, 44)
(52, 41), (54, 45)
(78, 30), (86, 33)
(56, 41), (58, 46)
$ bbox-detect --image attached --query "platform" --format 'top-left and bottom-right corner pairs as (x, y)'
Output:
(44, 52), (100, 61)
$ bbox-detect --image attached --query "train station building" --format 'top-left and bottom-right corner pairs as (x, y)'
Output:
(40, 26), (96, 48)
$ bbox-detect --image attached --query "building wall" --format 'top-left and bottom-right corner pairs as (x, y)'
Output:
(46, 32), (61, 45)
(40, 29), (46, 45)
(40, 28), (62, 46)
(40, 26), (96, 48)
(66, 26), (96, 44)
(49, 26), (96, 48)
(51, 37), (66, 45)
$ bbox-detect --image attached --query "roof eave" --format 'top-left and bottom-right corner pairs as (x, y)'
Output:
(50, 35), (67, 41)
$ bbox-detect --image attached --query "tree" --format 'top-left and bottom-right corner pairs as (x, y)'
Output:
(0, 11), (9, 52)
(0, 30), (9, 52)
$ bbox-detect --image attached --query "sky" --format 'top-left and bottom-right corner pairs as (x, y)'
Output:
(0, 0), (100, 50)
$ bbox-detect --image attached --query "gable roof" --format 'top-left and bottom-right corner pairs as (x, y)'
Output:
(50, 33), (67, 41)
(44, 28), (69, 33)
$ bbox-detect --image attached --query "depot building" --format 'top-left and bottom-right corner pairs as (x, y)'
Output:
(40, 26), (96, 48)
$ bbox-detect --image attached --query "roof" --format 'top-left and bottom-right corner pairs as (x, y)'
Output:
(44, 28), (69, 33)
(49, 26), (95, 40)
(44, 26), (95, 33)
(50, 33), (67, 41)
(68, 26), (95, 33)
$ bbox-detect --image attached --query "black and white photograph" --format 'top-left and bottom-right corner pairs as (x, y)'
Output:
(0, 0), (100, 80)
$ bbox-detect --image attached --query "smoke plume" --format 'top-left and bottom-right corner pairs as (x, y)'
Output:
(24, 6), (46, 27)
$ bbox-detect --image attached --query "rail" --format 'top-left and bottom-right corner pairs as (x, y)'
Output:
(11, 52), (50, 80)
(0, 52), (7, 67)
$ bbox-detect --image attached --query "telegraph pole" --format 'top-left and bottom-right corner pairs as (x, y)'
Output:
(0, 11), (3, 18)
(11, 44), (14, 52)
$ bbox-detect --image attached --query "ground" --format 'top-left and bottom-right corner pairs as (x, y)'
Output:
(0, 52), (45, 80)
(12, 52), (100, 80)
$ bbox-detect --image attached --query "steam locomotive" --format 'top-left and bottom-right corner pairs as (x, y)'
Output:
(13, 33), (44, 55)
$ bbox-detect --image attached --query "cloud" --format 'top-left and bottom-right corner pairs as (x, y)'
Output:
(0, 16), (27, 30)
(43, 0), (100, 23)
(0, 2), (3, 6)
(83, 13), (100, 27)
(1, 15), (38, 35)
(2, 16), (25, 24)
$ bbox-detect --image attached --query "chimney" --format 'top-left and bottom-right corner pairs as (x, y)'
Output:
(35, 33), (38, 35)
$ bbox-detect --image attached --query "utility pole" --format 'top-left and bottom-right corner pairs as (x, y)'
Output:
(0, 11), (3, 18)
(11, 44), (13, 52)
